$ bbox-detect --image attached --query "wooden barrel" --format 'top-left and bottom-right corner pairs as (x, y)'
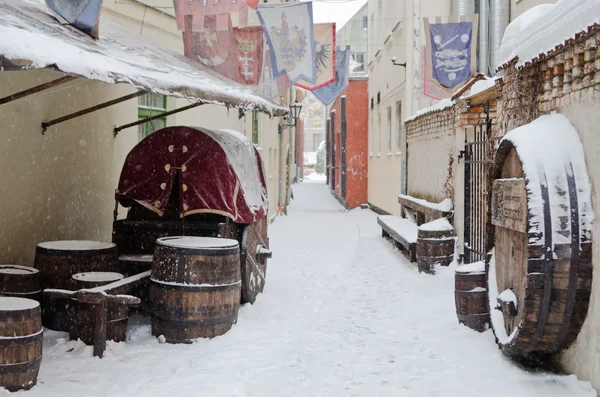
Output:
(0, 297), (42, 391)
(455, 262), (489, 332)
(34, 240), (118, 332)
(487, 121), (593, 356)
(416, 220), (456, 274)
(70, 272), (128, 345)
(0, 265), (40, 302)
(150, 237), (241, 343)
(118, 255), (153, 277)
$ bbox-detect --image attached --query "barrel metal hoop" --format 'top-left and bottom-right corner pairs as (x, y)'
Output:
(150, 279), (241, 292)
(556, 162), (580, 347)
(0, 356), (42, 374)
(153, 315), (238, 327)
(531, 172), (554, 349)
(456, 313), (490, 322)
(454, 290), (488, 299)
(155, 245), (239, 257)
(0, 331), (43, 347)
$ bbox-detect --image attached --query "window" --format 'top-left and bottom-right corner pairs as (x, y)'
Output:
(351, 52), (365, 73)
(375, 112), (381, 155)
(369, 113), (373, 156)
(363, 15), (368, 30)
(371, 97), (374, 109)
(252, 111), (259, 144)
(138, 93), (167, 139)
(386, 106), (392, 154)
(396, 101), (403, 153)
(377, 92), (381, 104)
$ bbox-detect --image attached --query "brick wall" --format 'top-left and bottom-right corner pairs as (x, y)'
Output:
(330, 79), (369, 209)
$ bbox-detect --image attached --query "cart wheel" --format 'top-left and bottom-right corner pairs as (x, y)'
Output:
(240, 218), (269, 304)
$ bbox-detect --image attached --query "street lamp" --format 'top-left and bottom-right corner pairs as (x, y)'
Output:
(281, 101), (303, 129)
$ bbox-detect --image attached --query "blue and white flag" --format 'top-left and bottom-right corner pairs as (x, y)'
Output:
(45, 0), (103, 39)
(256, 2), (316, 85)
(312, 46), (350, 107)
(425, 20), (476, 90)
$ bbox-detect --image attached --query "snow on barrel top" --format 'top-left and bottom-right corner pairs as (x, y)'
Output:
(119, 255), (153, 263)
(157, 236), (239, 249)
(0, 265), (38, 275)
(0, 297), (39, 311)
(72, 272), (124, 283)
(37, 240), (116, 251)
(418, 218), (454, 232)
(497, 0), (600, 69)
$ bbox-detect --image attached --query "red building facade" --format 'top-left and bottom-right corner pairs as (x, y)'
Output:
(327, 78), (368, 209)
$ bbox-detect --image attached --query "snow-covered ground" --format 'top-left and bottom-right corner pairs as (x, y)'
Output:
(17, 182), (597, 397)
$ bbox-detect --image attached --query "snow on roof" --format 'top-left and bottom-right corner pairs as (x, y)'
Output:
(0, 0), (287, 117)
(405, 98), (455, 123)
(498, 0), (600, 70)
(466, 76), (500, 98)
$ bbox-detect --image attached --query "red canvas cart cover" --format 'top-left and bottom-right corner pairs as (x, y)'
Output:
(116, 126), (268, 224)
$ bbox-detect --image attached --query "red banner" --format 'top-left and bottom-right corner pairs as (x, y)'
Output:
(233, 26), (264, 86)
(173, 0), (249, 31)
(182, 14), (239, 82)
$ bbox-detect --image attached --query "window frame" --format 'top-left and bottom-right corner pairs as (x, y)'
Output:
(138, 93), (167, 139)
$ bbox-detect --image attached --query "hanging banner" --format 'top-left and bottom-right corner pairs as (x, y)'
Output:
(256, 2), (316, 85)
(424, 17), (478, 92)
(45, 0), (103, 39)
(233, 26), (264, 86)
(258, 47), (290, 101)
(172, 0), (249, 31)
(312, 46), (350, 107)
(295, 23), (336, 91)
(182, 14), (239, 82)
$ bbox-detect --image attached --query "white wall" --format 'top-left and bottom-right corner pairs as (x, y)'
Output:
(558, 93), (600, 391)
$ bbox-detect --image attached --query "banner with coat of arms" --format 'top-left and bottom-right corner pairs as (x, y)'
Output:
(173, 0), (250, 31)
(182, 14), (240, 82)
(295, 23), (336, 91)
(424, 17), (478, 92)
(233, 26), (264, 85)
(312, 46), (350, 107)
(256, 2), (316, 86)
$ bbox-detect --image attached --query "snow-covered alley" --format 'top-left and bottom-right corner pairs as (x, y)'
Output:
(17, 180), (596, 397)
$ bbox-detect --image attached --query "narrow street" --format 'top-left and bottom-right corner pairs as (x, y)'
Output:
(26, 181), (596, 397)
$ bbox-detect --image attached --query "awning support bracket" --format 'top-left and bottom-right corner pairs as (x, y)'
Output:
(113, 102), (206, 137)
(41, 90), (147, 135)
(0, 76), (77, 107)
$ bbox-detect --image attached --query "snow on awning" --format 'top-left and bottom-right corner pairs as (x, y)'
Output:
(0, 0), (288, 117)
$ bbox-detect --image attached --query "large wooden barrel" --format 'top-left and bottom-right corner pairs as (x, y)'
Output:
(0, 297), (42, 391)
(150, 237), (241, 343)
(416, 219), (456, 274)
(70, 272), (128, 345)
(455, 262), (489, 332)
(487, 118), (593, 356)
(34, 240), (118, 332)
(0, 265), (40, 302)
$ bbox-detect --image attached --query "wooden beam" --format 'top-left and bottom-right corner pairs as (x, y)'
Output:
(113, 102), (206, 136)
(0, 76), (76, 106)
(42, 91), (146, 134)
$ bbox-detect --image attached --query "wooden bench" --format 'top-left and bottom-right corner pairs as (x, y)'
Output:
(377, 215), (418, 263)
(397, 194), (453, 225)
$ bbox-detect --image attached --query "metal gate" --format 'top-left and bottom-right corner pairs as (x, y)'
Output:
(463, 109), (493, 264)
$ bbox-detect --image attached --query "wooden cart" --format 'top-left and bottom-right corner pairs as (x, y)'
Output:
(112, 126), (271, 304)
